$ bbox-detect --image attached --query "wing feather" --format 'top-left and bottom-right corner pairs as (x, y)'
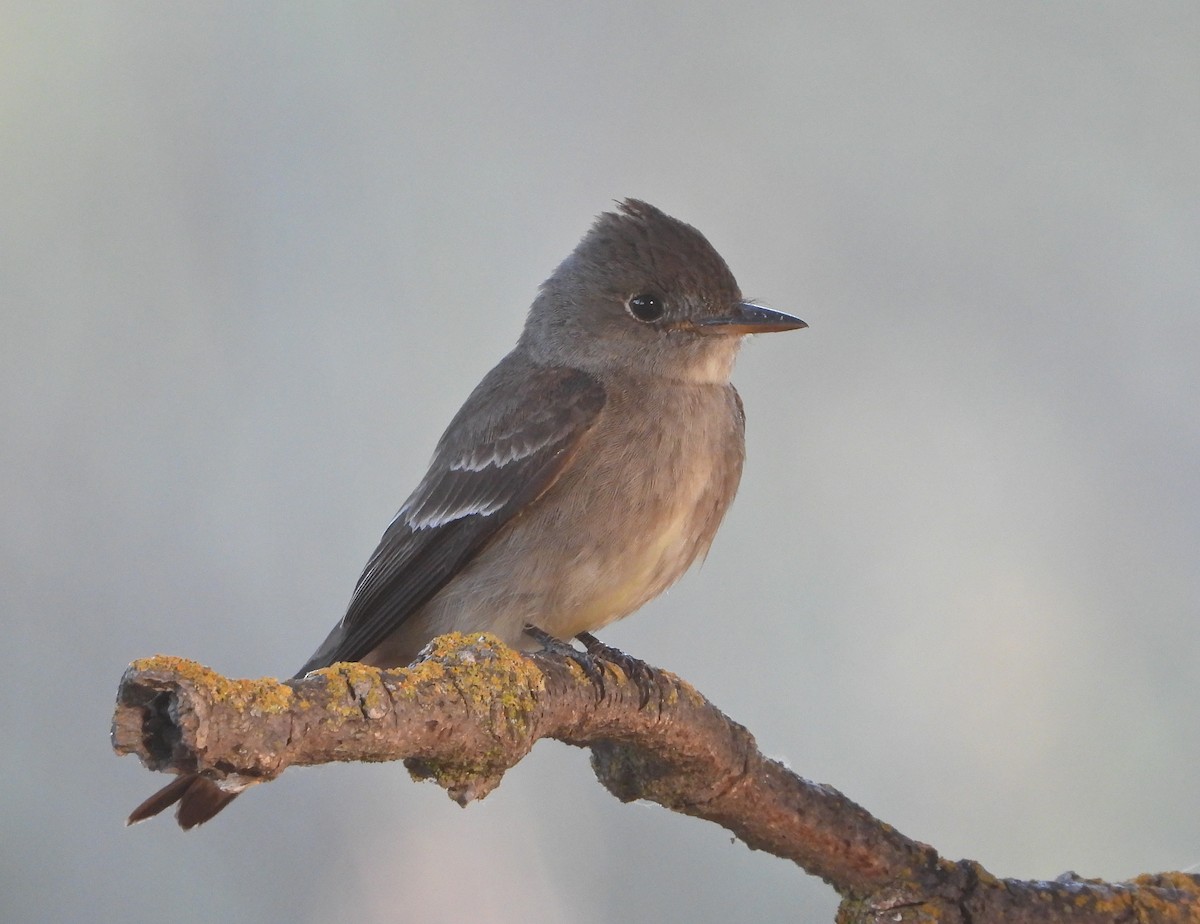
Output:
(294, 361), (605, 676)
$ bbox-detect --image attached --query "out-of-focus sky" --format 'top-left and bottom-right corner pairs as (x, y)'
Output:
(3, 4), (1198, 922)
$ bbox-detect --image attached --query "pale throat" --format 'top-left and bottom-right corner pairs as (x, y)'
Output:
(673, 342), (739, 384)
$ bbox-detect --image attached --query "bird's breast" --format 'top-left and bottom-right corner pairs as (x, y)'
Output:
(548, 382), (745, 635)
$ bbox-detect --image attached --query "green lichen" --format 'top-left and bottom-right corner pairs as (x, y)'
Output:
(405, 751), (508, 801)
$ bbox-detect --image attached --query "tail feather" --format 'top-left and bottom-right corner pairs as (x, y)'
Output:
(127, 774), (240, 829)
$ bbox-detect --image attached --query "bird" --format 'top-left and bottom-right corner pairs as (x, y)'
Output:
(127, 198), (806, 828)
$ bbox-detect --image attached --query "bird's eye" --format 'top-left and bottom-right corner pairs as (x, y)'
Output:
(626, 293), (665, 323)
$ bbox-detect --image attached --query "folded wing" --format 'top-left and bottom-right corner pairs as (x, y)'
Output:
(294, 362), (606, 676)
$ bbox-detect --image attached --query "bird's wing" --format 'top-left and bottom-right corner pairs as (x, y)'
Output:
(294, 362), (606, 676)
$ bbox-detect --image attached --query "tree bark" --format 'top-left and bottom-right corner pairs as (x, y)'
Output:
(112, 632), (1200, 923)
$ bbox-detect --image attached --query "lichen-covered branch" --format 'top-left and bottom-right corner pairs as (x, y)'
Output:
(112, 633), (1200, 922)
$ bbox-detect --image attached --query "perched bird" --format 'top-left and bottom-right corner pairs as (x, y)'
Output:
(128, 199), (806, 828)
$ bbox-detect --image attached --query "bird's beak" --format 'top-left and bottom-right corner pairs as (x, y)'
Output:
(693, 302), (808, 336)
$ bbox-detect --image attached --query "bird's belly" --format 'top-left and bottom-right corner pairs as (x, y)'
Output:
(553, 457), (721, 637)
(564, 519), (694, 632)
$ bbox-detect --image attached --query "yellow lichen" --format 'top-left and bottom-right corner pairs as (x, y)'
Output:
(128, 656), (294, 715)
(297, 634), (546, 736)
(423, 633), (545, 736)
(130, 633), (549, 734)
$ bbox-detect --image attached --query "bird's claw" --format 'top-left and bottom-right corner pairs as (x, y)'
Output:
(575, 632), (655, 707)
(523, 624), (607, 688)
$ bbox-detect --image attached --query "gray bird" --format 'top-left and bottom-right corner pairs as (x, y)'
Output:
(128, 199), (806, 828)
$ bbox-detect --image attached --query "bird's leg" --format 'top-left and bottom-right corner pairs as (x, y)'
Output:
(575, 632), (654, 708)
(523, 624), (606, 688)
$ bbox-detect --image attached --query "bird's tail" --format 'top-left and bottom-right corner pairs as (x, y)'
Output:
(127, 774), (240, 829)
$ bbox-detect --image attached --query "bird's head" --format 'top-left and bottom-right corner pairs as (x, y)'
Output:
(521, 199), (805, 383)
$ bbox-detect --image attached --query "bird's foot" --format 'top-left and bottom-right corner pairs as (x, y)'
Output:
(575, 632), (655, 707)
(523, 624), (606, 688)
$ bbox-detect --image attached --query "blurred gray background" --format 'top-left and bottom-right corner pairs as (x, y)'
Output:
(4, 3), (1198, 922)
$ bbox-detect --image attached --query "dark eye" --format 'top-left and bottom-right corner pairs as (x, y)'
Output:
(626, 293), (665, 322)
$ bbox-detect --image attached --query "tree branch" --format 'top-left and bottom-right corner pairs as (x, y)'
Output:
(112, 633), (1200, 922)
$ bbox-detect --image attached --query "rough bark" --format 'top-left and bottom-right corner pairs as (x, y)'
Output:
(112, 632), (1200, 922)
